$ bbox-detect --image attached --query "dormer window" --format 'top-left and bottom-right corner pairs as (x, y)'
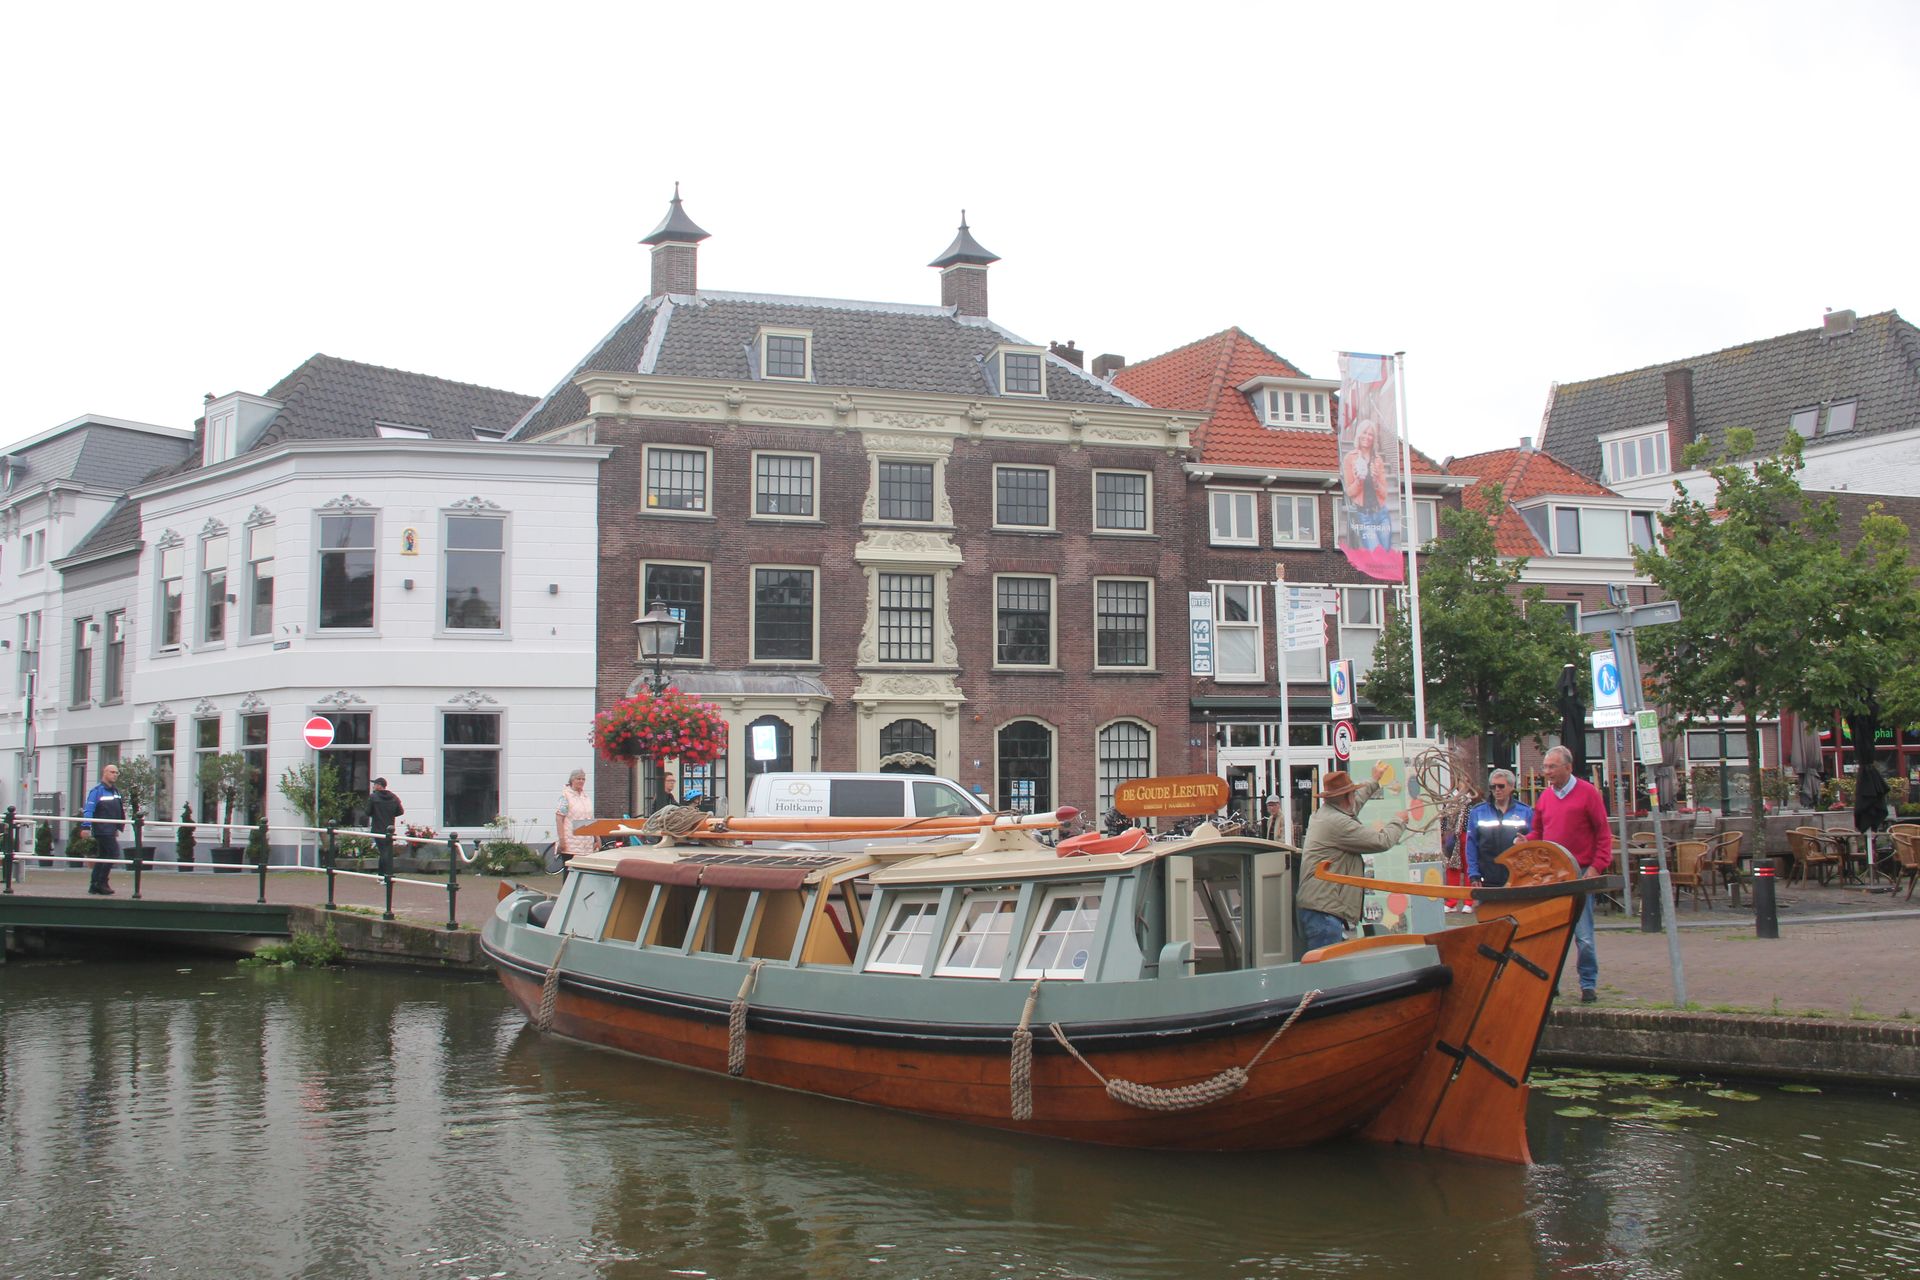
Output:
(1601, 427), (1669, 483)
(759, 328), (813, 381)
(995, 346), (1046, 398)
(1823, 400), (1856, 436)
(375, 421), (432, 440)
(1264, 389), (1329, 428)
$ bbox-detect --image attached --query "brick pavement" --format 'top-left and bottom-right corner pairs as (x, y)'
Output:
(9, 861), (1918, 1019)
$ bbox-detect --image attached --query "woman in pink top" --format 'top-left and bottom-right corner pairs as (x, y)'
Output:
(555, 768), (596, 863)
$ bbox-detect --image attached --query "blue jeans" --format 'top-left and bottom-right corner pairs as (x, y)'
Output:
(1572, 893), (1597, 993)
(1299, 908), (1349, 953)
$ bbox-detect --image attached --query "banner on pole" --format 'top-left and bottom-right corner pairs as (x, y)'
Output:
(1335, 352), (1405, 583)
(1188, 591), (1214, 675)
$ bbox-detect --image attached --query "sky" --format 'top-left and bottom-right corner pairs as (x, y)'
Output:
(5, 1), (1917, 464)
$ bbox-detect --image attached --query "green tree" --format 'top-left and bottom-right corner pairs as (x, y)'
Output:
(1634, 431), (1835, 829)
(1362, 490), (1586, 764)
(199, 751), (253, 847)
(114, 755), (163, 843)
(277, 760), (354, 830)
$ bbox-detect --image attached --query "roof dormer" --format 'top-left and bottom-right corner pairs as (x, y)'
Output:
(201, 392), (282, 466)
(1236, 375), (1338, 430)
(990, 344), (1047, 398)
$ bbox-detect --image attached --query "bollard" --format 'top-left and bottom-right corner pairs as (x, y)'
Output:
(1753, 864), (1780, 939)
(2, 805), (14, 896)
(1639, 862), (1663, 932)
(445, 832), (460, 931)
(256, 840), (269, 906)
(382, 846), (396, 922)
(324, 825), (338, 911)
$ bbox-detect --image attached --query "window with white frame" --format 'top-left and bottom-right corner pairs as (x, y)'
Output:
(1263, 388), (1330, 428)
(158, 545), (185, 648)
(1550, 506), (1632, 558)
(152, 720), (175, 819)
(316, 514), (375, 630)
(71, 617), (92, 704)
(935, 892), (1020, 978)
(1209, 489), (1258, 545)
(374, 421), (430, 440)
(995, 575), (1053, 666)
(1097, 721), (1152, 816)
(999, 348), (1045, 397)
(752, 566), (816, 662)
(759, 329), (812, 381)
(1602, 429), (1670, 484)
(1413, 498), (1439, 546)
(1282, 582), (1327, 683)
(443, 711), (501, 828)
(245, 525), (274, 639)
(1212, 582), (1262, 680)
(998, 720), (1054, 814)
(1271, 493), (1319, 547)
(443, 514), (505, 631)
(1630, 510), (1658, 552)
(1539, 599), (1580, 630)
(644, 446), (709, 513)
(1339, 586), (1387, 684)
(200, 534), (228, 645)
(876, 460), (936, 522)
(1093, 470), (1150, 533)
(865, 894), (942, 974)
(642, 561), (707, 660)
(103, 611), (125, 702)
(1823, 400), (1857, 436)
(994, 465), (1053, 529)
(1015, 886), (1103, 979)
(17, 611), (39, 697)
(1094, 578), (1151, 668)
(878, 572), (934, 662)
(753, 452), (816, 518)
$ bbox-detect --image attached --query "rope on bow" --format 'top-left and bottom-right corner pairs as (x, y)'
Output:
(727, 959), (766, 1077)
(1046, 989), (1321, 1114)
(535, 934), (573, 1032)
(1009, 978), (1045, 1120)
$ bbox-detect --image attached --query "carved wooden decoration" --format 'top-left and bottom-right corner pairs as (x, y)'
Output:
(1498, 839), (1580, 886)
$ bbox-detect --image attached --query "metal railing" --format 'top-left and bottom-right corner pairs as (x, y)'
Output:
(0, 807), (474, 928)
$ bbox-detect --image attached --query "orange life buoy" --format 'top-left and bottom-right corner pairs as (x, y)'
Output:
(1056, 828), (1150, 857)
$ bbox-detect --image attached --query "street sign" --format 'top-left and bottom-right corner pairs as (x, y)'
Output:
(1634, 709), (1663, 764)
(1590, 650), (1629, 728)
(1329, 659), (1355, 720)
(302, 715), (335, 750)
(751, 723), (779, 761)
(1188, 591), (1215, 676)
(1332, 720), (1355, 762)
(1577, 600), (1683, 635)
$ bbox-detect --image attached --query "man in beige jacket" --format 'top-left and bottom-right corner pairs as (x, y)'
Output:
(1296, 761), (1411, 952)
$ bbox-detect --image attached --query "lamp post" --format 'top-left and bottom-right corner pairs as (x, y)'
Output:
(632, 601), (684, 815)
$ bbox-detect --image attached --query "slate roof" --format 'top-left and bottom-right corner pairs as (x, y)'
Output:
(1449, 446), (1618, 557)
(66, 496), (143, 561)
(3, 422), (191, 493)
(510, 292), (1140, 440)
(252, 354), (537, 449)
(1112, 328), (1446, 474)
(1539, 310), (1920, 480)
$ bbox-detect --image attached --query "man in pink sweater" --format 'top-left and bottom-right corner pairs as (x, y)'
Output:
(1529, 744), (1613, 1003)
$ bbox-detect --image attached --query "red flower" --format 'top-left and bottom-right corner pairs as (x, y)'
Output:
(591, 690), (729, 767)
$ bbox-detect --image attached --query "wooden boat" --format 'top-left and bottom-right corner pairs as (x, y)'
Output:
(483, 815), (1614, 1163)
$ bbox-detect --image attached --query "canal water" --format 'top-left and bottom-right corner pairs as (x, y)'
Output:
(0, 960), (1913, 1280)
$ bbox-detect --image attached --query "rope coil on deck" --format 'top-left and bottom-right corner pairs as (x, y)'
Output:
(1009, 978), (1045, 1120)
(1045, 989), (1322, 1114)
(642, 805), (710, 840)
(536, 935), (573, 1032)
(727, 959), (766, 1077)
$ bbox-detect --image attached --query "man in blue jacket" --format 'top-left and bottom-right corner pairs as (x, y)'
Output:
(82, 762), (125, 895)
(1465, 769), (1532, 888)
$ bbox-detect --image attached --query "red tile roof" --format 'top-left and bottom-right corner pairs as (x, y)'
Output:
(1113, 327), (1444, 474)
(1449, 446), (1618, 556)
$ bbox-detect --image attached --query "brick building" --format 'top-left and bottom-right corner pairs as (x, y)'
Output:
(511, 194), (1199, 819)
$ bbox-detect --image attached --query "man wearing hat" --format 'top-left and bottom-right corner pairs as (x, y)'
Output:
(1261, 794), (1287, 844)
(1296, 761), (1410, 953)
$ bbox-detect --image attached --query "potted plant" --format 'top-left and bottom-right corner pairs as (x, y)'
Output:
(175, 803), (196, 869)
(246, 817), (270, 869)
(199, 751), (252, 872)
(35, 818), (52, 867)
(67, 828), (97, 864)
(473, 816), (541, 876)
(402, 822), (440, 871)
(115, 755), (163, 869)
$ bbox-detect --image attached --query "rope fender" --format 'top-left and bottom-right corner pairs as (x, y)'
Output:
(1009, 978), (1045, 1120)
(535, 934), (573, 1032)
(727, 959), (766, 1077)
(1044, 989), (1322, 1114)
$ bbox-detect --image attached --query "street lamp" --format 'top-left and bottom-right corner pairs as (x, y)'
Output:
(633, 601), (683, 695)
(632, 601), (685, 813)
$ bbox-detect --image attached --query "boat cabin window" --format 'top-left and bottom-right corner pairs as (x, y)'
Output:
(934, 892), (1019, 978)
(1189, 853), (1246, 974)
(865, 894), (941, 974)
(1015, 887), (1103, 980)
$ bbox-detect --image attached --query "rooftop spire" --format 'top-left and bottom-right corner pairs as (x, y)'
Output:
(928, 210), (1000, 268)
(641, 182), (711, 246)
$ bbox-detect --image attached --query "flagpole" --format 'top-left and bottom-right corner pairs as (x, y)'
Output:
(1394, 351), (1427, 739)
(1274, 569), (1293, 847)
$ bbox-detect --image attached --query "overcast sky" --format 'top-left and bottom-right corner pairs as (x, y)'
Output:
(6, 2), (1916, 464)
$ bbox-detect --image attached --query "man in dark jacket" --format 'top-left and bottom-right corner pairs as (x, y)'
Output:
(368, 777), (404, 870)
(1465, 769), (1533, 888)
(82, 762), (125, 895)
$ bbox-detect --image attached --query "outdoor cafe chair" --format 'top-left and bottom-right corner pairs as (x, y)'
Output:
(1892, 827), (1920, 901)
(1786, 827), (1841, 886)
(1702, 830), (1745, 901)
(1669, 839), (1713, 910)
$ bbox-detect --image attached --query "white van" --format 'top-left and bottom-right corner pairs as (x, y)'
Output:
(744, 772), (991, 823)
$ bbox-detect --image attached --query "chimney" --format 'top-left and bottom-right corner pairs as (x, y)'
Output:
(1049, 340), (1084, 369)
(929, 211), (999, 318)
(1663, 367), (1695, 463)
(1092, 353), (1127, 379)
(1822, 308), (1857, 338)
(1519, 435), (1533, 451)
(640, 183), (710, 298)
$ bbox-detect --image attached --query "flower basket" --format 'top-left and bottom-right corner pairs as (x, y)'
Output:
(591, 689), (728, 766)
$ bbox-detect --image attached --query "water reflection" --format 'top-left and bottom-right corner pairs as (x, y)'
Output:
(0, 960), (1911, 1279)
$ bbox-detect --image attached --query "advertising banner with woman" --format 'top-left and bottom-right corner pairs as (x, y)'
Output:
(1336, 351), (1404, 582)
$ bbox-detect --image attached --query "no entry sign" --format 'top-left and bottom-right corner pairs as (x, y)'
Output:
(303, 715), (336, 750)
